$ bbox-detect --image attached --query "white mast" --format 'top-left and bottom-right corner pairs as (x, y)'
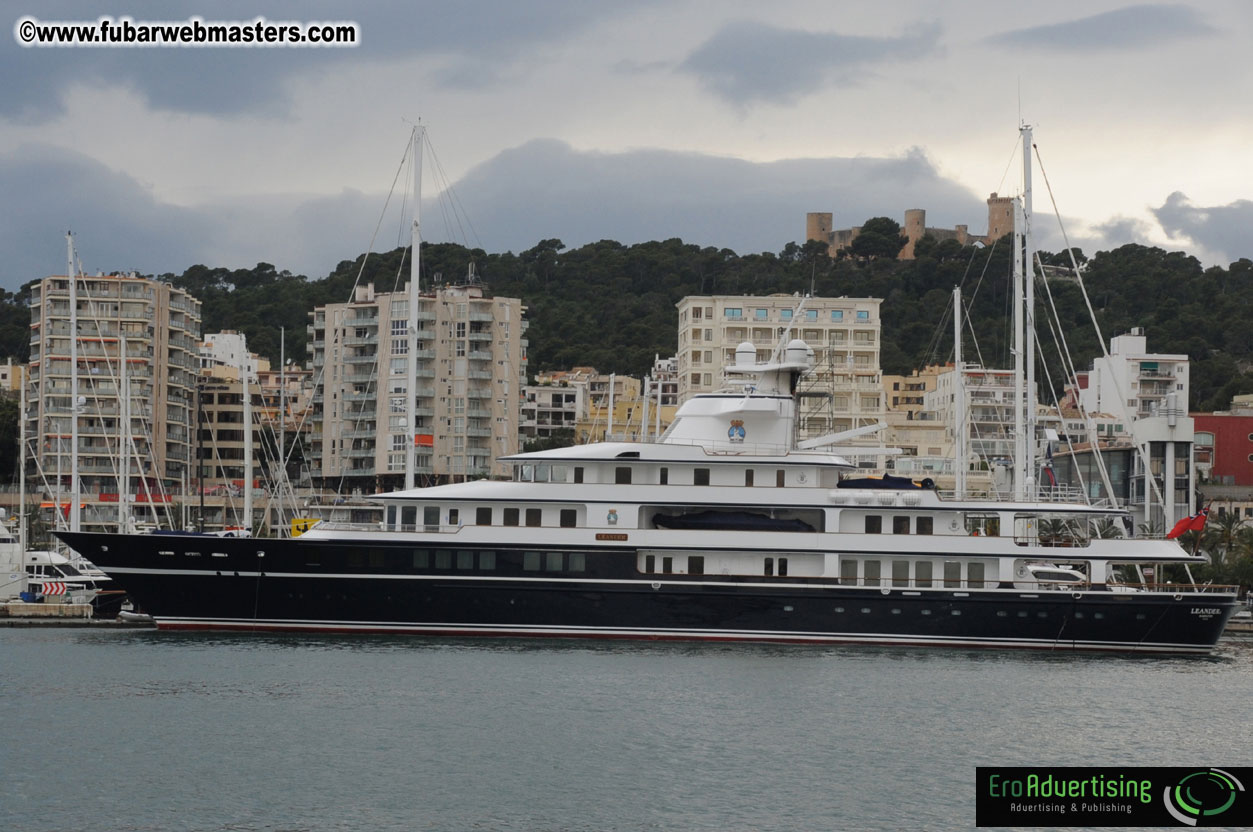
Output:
(404, 125), (424, 491)
(18, 364), (27, 590)
(607, 373), (615, 440)
(67, 233), (81, 533)
(1021, 124), (1037, 499)
(119, 335), (130, 532)
(243, 352), (252, 533)
(641, 375), (650, 442)
(953, 288), (966, 499)
(1012, 199), (1026, 501)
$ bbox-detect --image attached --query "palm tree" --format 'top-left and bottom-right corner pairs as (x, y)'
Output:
(1201, 511), (1245, 567)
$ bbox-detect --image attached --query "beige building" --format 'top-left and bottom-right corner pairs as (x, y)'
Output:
(806, 193), (1014, 260)
(676, 294), (885, 442)
(27, 273), (202, 532)
(308, 281), (527, 489)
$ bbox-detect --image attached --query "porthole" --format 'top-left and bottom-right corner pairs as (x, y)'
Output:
(860, 607), (871, 614)
(834, 606), (845, 613)
(1037, 612), (1047, 618)
(1136, 613), (1147, 620)
(891, 608), (901, 615)
(920, 609), (932, 616)
(1075, 612), (1085, 619)
(1094, 612), (1105, 620)
(951, 610), (961, 616)
(996, 611), (1008, 617)
(1017, 611), (1029, 618)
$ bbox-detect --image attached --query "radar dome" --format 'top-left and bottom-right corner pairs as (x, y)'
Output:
(735, 341), (756, 366)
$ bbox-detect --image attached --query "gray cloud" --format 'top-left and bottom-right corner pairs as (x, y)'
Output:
(1, 138), (1002, 289)
(679, 20), (941, 106)
(985, 4), (1213, 52)
(1091, 215), (1155, 246)
(1151, 191), (1253, 264)
(1, 0), (633, 120)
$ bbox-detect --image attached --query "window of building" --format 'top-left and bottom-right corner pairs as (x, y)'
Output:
(754, 308), (768, 320)
(805, 309), (818, 320)
(725, 308), (743, 319)
(504, 508), (519, 527)
(831, 310), (844, 321)
(476, 507), (492, 526)
(856, 310), (869, 321)
(615, 467), (632, 484)
(865, 515), (882, 534)
(560, 509), (576, 528)
(781, 310), (793, 321)
(694, 468), (710, 486)
(893, 516), (910, 534)
(525, 508), (542, 527)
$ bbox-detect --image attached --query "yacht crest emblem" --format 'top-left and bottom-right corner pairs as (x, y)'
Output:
(607, 509), (618, 525)
(728, 419), (746, 443)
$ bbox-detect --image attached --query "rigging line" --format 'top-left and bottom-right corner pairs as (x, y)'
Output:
(962, 296), (990, 372)
(426, 139), (481, 250)
(1034, 142), (1165, 515)
(1033, 308), (1089, 502)
(1035, 251), (1119, 509)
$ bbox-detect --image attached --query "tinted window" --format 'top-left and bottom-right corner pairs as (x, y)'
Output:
(560, 509), (576, 528)
(694, 468), (710, 486)
(476, 507), (492, 526)
(865, 515), (882, 534)
(504, 508), (519, 526)
(526, 508), (542, 527)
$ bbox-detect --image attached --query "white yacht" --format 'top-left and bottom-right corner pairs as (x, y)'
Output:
(58, 340), (1238, 651)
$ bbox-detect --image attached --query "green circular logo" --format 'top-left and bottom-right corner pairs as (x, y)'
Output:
(1163, 769), (1244, 826)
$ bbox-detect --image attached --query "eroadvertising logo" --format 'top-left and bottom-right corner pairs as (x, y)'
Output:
(976, 767), (1250, 827)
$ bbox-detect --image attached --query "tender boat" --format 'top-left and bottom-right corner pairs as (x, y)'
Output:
(57, 340), (1239, 652)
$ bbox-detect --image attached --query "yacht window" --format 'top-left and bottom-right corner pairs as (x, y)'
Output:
(943, 561), (961, 587)
(526, 508), (542, 527)
(892, 560), (909, 586)
(521, 464), (534, 482)
(535, 465), (550, 483)
(764, 557), (774, 576)
(568, 553), (585, 572)
(523, 551), (541, 571)
(662, 556), (673, 574)
(401, 506), (417, 530)
(660, 467), (669, 485)
(504, 508), (520, 527)
(615, 467), (632, 485)
(915, 561), (933, 587)
(893, 516), (910, 534)
(551, 465), (569, 483)
(645, 554), (656, 573)
(776, 470), (785, 487)
(864, 560), (881, 587)
(413, 550), (430, 568)
(387, 505), (397, 528)
(559, 509), (577, 528)
(968, 563), (986, 588)
(840, 559), (858, 584)
(545, 552), (563, 571)
(423, 506), (439, 530)
(917, 517), (933, 535)
(694, 468), (710, 486)
(745, 469), (754, 487)
(448, 508), (459, 526)
(478, 551), (495, 570)
(457, 550), (474, 570)
(778, 557), (788, 577)
(865, 515), (882, 534)
(476, 507), (492, 526)
(688, 556), (705, 575)
(435, 550), (452, 569)
(574, 467), (584, 484)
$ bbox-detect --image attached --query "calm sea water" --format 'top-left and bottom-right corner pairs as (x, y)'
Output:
(2, 629), (1250, 832)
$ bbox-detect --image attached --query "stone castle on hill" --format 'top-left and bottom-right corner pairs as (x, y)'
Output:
(807, 192), (1013, 260)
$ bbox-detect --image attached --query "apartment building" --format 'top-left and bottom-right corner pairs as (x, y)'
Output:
(675, 295), (885, 440)
(308, 281), (527, 489)
(1077, 327), (1189, 420)
(27, 273), (201, 532)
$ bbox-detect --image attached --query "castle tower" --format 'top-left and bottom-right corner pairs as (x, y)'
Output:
(986, 193), (1014, 241)
(901, 208), (926, 259)
(806, 212), (834, 256)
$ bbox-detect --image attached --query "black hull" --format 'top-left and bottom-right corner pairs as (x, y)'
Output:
(57, 532), (1238, 653)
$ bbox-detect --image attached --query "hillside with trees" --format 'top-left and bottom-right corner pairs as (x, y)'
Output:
(4, 226), (1253, 417)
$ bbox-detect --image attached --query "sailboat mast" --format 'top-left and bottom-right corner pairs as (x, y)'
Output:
(1012, 199), (1025, 501)
(18, 363), (27, 578)
(1021, 124), (1037, 498)
(67, 233), (81, 533)
(953, 288), (966, 499)
(120, 334), (129, 532)
(243, 352), (252, 533)
(404, 126), (423, 491)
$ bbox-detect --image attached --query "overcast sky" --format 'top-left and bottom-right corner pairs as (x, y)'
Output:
(2, 0), (1250, 289)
